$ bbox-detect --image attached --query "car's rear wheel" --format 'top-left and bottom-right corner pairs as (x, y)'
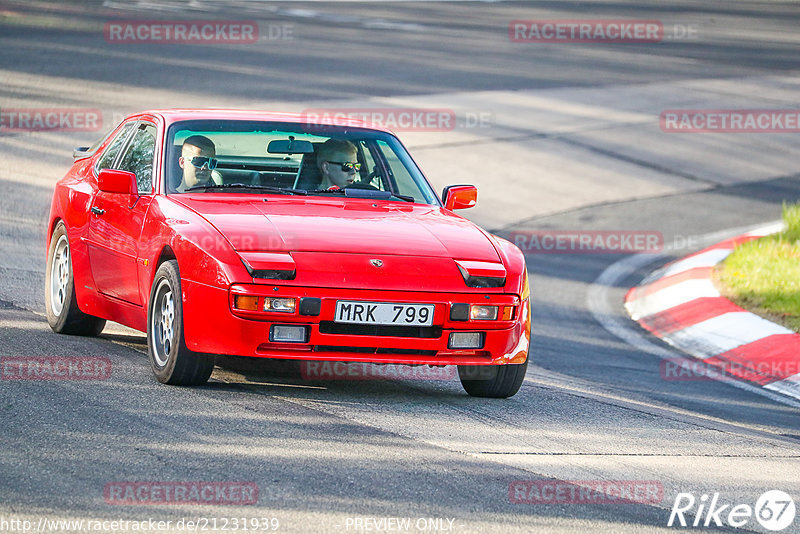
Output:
(458, 358), (528, 398)
(148, 260), (214, 385)
(45, 222), (106, 336)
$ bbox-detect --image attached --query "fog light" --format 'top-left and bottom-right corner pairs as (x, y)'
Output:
(264, 297), (296, 313)
(448, 332), (484, 349)
(234, 295), (259, 311)
(270, 325), (308, 343)
(470, 305), (498, 321)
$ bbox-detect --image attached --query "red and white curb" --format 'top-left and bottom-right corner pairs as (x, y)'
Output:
(624, 223), (800, 401)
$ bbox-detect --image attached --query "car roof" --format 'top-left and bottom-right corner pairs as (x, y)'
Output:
(132, 109), (388, 132)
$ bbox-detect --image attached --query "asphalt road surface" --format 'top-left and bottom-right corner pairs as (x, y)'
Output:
(1, 1), (800, 533)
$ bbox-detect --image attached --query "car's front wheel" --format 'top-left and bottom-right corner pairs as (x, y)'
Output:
(458, 358), (528, 398)
(45, 222), (106, 336)
(148, 260), (214, 385)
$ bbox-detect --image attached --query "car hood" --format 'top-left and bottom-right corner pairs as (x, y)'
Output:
(172, 195), (501, 261)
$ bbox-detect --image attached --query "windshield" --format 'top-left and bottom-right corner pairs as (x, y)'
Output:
(165, 120), (440, 205)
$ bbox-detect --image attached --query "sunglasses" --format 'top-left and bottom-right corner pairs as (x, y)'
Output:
(327, 161), (361, 173)
(184, 156), (218, 170)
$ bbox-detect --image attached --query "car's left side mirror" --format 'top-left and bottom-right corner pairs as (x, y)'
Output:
(442, 185), (477, 210)
(98, 169), (137, 195)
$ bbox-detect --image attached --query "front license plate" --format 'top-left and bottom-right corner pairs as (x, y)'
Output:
(334, 301), (435, 326)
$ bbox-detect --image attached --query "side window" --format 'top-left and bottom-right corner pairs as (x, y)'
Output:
(96, 122), (135, 171)
(118, 123), (157, 194)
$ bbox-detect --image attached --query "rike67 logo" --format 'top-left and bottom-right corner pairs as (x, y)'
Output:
(668, 490), (796, 531)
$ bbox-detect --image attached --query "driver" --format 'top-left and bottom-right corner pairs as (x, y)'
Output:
(316, 139), (360, 190)
(176, 135), (222, 192)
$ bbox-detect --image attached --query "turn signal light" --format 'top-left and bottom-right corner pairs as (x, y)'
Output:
(234, 295), (260, 311)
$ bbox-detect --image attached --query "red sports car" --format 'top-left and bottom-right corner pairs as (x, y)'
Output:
(45, 110), (530, 397)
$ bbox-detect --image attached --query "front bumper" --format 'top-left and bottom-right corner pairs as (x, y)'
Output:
(182, 281), (530, 365)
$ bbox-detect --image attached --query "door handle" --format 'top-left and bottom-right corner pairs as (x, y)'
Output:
(91, 206), (105, 216)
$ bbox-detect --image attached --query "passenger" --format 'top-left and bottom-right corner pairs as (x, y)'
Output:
(316, 139), (361, 190)
(176, 135), (221, 192)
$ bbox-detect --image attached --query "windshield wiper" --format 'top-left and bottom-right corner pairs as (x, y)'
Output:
(185, 183), (307, 195)
(186, 183), (416, 202)
(307, 188), (416, 203)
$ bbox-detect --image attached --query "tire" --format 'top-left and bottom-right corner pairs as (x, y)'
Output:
(458, 358), (528, 398)
(147, 260), (214, 385)
(45, 222), (106, 336)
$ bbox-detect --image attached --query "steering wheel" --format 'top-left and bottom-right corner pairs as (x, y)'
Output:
(358, 165), (382, 186)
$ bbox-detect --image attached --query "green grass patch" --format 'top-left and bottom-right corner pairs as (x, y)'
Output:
(716, 203), (800, 333)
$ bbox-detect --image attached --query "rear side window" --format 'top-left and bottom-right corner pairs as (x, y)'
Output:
(118, 123), (157, 194)
(96, 122), (135, 171)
